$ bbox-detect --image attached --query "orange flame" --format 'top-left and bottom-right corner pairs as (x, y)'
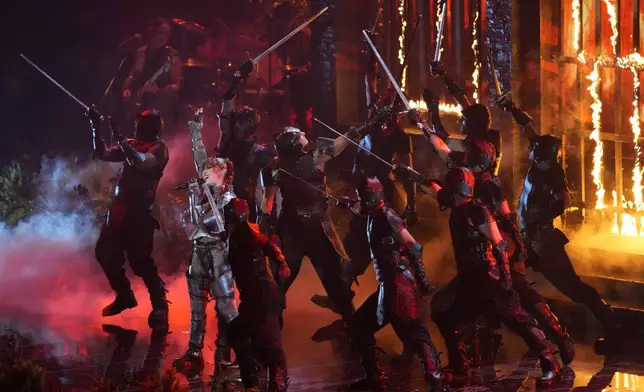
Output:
(471, 11), (480, 103)
(587, 61), (606, 209)
(435, 2), (445, 61)
(397, 0), (407, 91)
(602, 0), (618, 56)
(408, 99), (462, 116)
(572, 0), (581, 53)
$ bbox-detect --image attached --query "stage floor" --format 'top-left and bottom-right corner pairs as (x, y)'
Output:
(2, 258), (644, 392)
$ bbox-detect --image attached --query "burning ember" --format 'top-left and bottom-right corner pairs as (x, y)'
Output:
(601, 0), (618, 56)
(408, 99), (462, 116)
(587, 60), (606, 210)
(397, 0), (407, 91)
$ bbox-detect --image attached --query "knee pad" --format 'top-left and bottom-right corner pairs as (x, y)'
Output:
(215, 295), (239, 323)
(211, 267), (235, 298)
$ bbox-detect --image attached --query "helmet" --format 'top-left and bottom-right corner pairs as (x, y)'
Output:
(529, 135), (562, 163)
(275, 127), (306, 157)
(232, 106), (260, 141)
(465, 140), (497, 173)
(358, 177), (385, 213)
(135, 109), (163, 141)
(460, 104), (491, 135)
(437, 167), (475, 209)
(248, 143), (277, 168)
(224, 198), (250, 226)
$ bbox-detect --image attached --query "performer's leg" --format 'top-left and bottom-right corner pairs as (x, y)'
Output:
(492, 291), (560, 383)
(307, 234), (355, 323)
(228, 314), (260, 389)
(391, 317), (445, 391)
(346, 292), (386, 391)
(276, 221), (306, 327)
(211, 264), (239, 366)
(512, 270), (575, 365)
(96, 223), (137, 317)
(394, 138), (418, 225)
(248, 308), (289, 392)
(124, 217), (168, 330)
(539, 244), (619, 336)
(311, 214), (370, 313)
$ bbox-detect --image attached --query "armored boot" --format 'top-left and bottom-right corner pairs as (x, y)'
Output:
(310, 294), (340, 314)
(532, 302), (575, 365)
(467, 333), (482, 386)
(215, 316), (234, 366)
(536, 348), (561, 384)
(102, 289), (138, 317)
(268, 364), (290, 392)
(435, 320), (469, 386)
(143, 276), (169, 330)
(173, 343), (205, 378)
(349, 340), (386, 391)
(417, 341), (449, 392)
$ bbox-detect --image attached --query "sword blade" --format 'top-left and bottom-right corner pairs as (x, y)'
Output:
(20, 54), (89, 111)
(488, 52), (503, 97)
(362, 30), (409, 109)
(253, 7), (328, 64)
(313, 118), (393, 168)
(434, 1), (447, 62)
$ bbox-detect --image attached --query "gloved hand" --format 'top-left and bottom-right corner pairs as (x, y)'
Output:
(237, 60), (253, 78)
(392, 164), (412, 180)
(107, 117), (124, 142)
(429, 61), (445, 76)
(336, 196), (358, 210)
(86, 105), (103, 125)
(495, 94), (514, 112)
(418, 279), (436, 296)
(406, 108), (422, 125)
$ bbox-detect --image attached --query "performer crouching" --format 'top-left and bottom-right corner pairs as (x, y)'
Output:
(173, 112), (238, 376)
(347, 177), (446, 392)
(88, 107), (169, 330)
(225, 198), (292, 392)
(394, 166), (561, 385)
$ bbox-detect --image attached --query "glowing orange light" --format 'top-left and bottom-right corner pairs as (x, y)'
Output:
(397, 0), (407, 91)
(587, 61), (606, 209)
(471, 11), (480, 103)
(572, 0), (581, 53)
(408, 99), (462, 116)
(602, 0), (618, 56)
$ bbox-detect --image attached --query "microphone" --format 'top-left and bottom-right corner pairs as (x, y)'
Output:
(118, 33), (142, 49)
(174, 178), (205, 191)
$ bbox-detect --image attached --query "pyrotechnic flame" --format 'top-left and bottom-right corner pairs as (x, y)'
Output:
(471, 11), (480, 103)
(587, 61), (606, 209)
(408, 99), (462, 116)
(572, 0), (581, 53)
(602, 0), (618, 56)
(630, 67), (642, 211)
(398, 0), (407, 91)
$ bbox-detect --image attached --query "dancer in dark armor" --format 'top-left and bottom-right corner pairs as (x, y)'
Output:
(225, 198), (292, 392)
(218, 61), (277, 223)
(496, 96), (622, 346)
(347, 177), (447, 392)
(173, 111), (238, 377)
(88, 107), (169, 330)
(394, 166), (561, 385)
(262, 126), (367, 326)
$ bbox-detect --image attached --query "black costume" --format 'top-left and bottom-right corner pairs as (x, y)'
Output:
(264, 130), (356, 324)
(348, 178), (445, 392)
(89, 108), (169, 330)
(225, 198), (290, 392)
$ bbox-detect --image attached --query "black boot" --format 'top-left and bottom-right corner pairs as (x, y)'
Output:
(311, 294), (341, 314)
(215, 317), (234, 366)
(531, 302), (575, 365)
(268, 364), (289, 392)
(144, 276), (169, 330)
(417, 341), (450, 392)
(102, 290), (138, 317)
(173, 343), (205, 378)
(536, 349), (561, 384)
(435, 320), (469, 387)
(350, 342), (386, 391)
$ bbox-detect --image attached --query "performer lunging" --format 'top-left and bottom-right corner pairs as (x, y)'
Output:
(497, 97), (622, 346)
(173, 111), (238, 376)
(88, 108), (169, 330)
(262, 127), (365, 326)
(347, 177), (446, 392)
(225, 198), (292, 392)
(395, 166), (561, 385)
(218, 61), (276, 223)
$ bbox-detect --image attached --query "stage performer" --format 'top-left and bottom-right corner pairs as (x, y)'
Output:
(497, 96), (622, 346)
(225, 198), (292, 392)
(346, 177), (447, 392)
(394, 166), (561, 385)
(122, 17), (182, 124)
(172, 111), (238, 376)
(88, 107), (169, 330)
(261, 126), (369, 327)
(218, 60), (277, 223)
